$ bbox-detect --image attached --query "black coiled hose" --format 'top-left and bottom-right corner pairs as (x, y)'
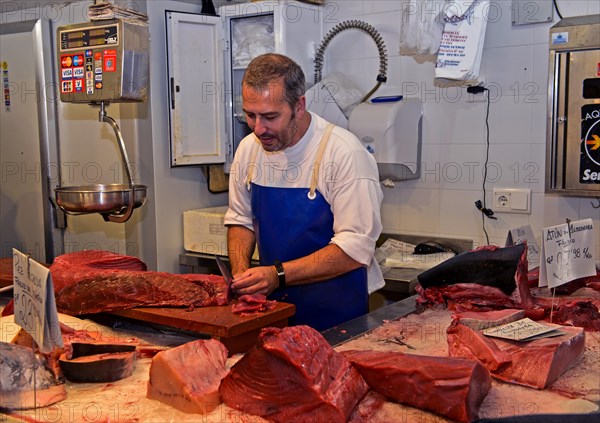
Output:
(314, 20), (388, 102)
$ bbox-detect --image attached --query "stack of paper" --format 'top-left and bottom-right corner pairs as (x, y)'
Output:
(434, 0), (489, 81)
(88, 0), (148, 22)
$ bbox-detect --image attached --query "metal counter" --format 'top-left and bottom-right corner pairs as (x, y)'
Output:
(321, 295), (419, 346)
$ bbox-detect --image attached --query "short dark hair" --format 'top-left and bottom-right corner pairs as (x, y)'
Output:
(242, 53), (305, 108)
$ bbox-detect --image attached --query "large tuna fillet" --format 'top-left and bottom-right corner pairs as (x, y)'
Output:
(49, 250), (229, 315)
(448, 311), (586, 389)
(416, 244), (539, 314)
(220, 325), (368, 423)
(147, 339), (228, 414)
(0, 342), (67, 410)
(488, 325), (585, 389)
(342, 349), (491, 423)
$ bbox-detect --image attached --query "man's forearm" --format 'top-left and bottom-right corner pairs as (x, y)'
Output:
(282, 244), (364, 286)
(227, 225), (256, 274)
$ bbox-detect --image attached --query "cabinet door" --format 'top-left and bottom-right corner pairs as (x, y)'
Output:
(166, 12), (225, 166)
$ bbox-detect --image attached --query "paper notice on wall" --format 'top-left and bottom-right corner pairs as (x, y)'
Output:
(506, 224), (540, 271)
(12, 249), (63, 353)
(434, 0), (489, 81)
(539, 219), (596, 288)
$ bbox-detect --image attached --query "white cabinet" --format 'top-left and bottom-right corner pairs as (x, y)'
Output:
(166, 12), (225, 166)
(166, 1), (323, 169)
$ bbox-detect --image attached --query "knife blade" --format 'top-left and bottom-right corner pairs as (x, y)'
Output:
(215, 255), (233, 296)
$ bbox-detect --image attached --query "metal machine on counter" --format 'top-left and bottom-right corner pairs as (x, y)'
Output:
(54, 17), (149, 222)
(546, 15), (600, 197)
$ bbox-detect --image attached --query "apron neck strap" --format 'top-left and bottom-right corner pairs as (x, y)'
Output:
(308, 123), (335, 199)
(245, 123), (336, 195)
(245, 136), (261, 191)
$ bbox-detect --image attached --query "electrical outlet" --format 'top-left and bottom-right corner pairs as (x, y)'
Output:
(492, 188), (531, 214)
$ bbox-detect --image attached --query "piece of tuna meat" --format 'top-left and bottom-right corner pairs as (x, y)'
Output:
(490, 325), (586, 389)
(147, 339), (228, 414)
(59, 350), (136, 383)
(447, 323), (512, 372)
(0, 342), (67, 410)
(49, 250), (229, 315)
(220, 325), (369, 423)
(451, 309), (525, 331)
(342, 349), (491, 423)
(416, 244), (540, 316)
(232, 294), (277, 315)
(549, 301), (600, 332)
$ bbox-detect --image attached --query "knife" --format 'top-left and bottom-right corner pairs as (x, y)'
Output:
(215, 255), (234, 298)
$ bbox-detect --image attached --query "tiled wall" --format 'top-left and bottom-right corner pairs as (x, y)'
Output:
(323, 0), (599, 254)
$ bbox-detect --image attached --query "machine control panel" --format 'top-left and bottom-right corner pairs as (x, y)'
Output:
(57, 19), (148, 103)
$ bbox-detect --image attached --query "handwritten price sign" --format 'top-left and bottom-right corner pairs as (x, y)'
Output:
(539, 219), (596, 289)
(12, 249), (63, 353)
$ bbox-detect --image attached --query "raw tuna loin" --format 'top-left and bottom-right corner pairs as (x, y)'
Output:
(448, 311), (586, 389)
(220, 325), (369, 423)
(50, 250), (229, 315)
(342, 349), (492, 423)
(147, 339), (229, 414)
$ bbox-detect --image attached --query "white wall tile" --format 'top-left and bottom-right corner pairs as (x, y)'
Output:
(528, 143), (547, 194)
(486, 96), (534, 144)
(542, 194), (581, 226)
(484, 0), (534, 48)
(424, 98), (488, 145)
(587, 1), (600, 15)
(363, 0), (402, 15)
(332, 0), (598, 244)
(532, 19), (555, 45)
(578, 199), (600, 259)
(438, 189), (489, 239)
(324, 27), (366, 61)
(437, 144), (488, 190)
(488, 142), (533, 187)
(531, 43), (550, 93)
(381, 187), (441, 234)
(325, 0), (364, 22)
(529, 94), (547, 143)
(483, 45), (534, 94)
(559, 1), (592, 18)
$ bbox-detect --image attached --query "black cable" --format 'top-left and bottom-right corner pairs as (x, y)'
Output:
(471, 86), (495, 245)
(553, 0), (563, 20)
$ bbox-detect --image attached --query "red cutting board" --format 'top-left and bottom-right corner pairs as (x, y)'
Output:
(109, 301), (295, 354)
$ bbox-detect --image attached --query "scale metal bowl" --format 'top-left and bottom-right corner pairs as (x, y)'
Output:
(55, 184), (147, 214)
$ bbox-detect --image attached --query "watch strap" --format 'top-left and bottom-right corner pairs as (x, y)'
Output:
(273, 260), (286, 288)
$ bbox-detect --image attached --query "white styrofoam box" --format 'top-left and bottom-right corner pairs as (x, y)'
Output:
(183, 206), (259, 260)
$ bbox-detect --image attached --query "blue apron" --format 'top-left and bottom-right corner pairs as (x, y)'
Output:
(246, 124), (368, 331)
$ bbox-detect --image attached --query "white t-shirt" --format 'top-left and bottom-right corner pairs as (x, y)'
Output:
(224, 112), (385, 293)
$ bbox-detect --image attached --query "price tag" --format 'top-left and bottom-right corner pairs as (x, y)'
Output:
(12, 249), (63, 353)
(539, 219), (596, 288)
(506, 224), (540, 271)
(483, 318), (562, 342)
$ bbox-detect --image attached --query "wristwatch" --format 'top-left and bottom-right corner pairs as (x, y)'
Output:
(273, 260), (286, 288)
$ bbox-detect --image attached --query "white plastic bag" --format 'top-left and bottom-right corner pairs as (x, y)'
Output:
(399, 0), (445, 55)
(434, 0), (489, 81)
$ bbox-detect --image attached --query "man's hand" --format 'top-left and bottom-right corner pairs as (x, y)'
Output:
(231, 265), (279, 296)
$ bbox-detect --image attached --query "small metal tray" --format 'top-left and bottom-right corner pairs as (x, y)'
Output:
(55, 184), (147, 214)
